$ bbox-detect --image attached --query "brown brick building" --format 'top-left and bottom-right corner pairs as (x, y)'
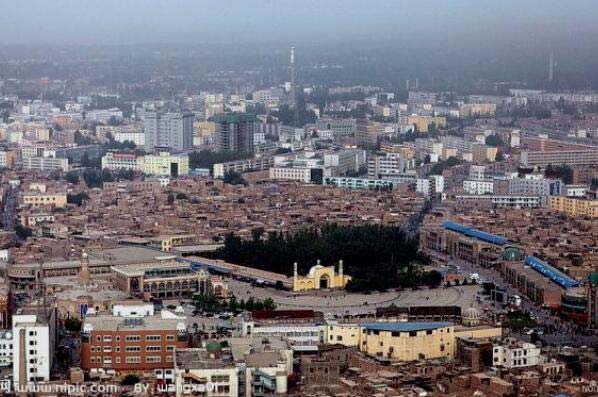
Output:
(80, 302), (189, 382)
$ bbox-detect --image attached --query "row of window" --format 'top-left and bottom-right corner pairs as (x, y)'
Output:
(93, 334), (173, 343)
(89, 355), (172, 364)
(90, 345), (175, 353)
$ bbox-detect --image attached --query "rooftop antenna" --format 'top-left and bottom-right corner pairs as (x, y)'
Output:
(290, 46), (300, 127)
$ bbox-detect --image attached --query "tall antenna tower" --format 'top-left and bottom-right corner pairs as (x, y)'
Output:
(290, 46), (300, 126)
(548, 51), (555, 83)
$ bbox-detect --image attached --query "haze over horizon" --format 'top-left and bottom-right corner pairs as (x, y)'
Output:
(2, 0), (597, 47)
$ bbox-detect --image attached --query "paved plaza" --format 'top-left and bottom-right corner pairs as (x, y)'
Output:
(227, 279), (480, 315)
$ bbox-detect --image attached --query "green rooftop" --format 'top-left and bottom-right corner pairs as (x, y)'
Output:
(212, 113), (257, 123)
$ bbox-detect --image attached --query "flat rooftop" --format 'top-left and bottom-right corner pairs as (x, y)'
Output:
(362, 322), (453, 332)
(89, 246), (175, 263)
(175, 348), (233, 370)
(443, 221), (508, 246)
(83, 312), (186, 332)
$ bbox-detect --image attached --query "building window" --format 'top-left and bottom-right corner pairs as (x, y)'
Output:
(125, 346), (141, 352)
(146, 346), (161, 352)
(125, 335), (141, 342)
(146, 356), (161, 363)
(125, 356), (141, 364)
(146, 335), (161, 342)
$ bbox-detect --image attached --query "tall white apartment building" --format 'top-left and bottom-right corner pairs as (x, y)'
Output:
(367, 153), (410, 179)
(324, 149), (366, 176)
(12, 310), (56, 386)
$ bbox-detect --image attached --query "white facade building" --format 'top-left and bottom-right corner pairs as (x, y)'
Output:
(101, 152), (141, 171)
(269, 167), (313, 183)
(416, 178), (431, 197)
(429, 175), (445, 193)
(493, 340), (542, 369)
(0, 330), (13, 368)
(12, 312), (55, 386)
(241, 322), (324, 352)
(367, 154), (410, 179)
(22, 157), (69, 172)
(463, 180), (494, 195)
(113, 131), (145, 147)
(324, 150), (366, 176)
(469, 165), (486, 181)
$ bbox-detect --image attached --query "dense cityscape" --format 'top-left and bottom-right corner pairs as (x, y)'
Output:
(0, 1), (596, 396)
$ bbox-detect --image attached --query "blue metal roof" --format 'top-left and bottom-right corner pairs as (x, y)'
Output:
(363, 322), (453, 332)
(525, 256), (580, 289)
(176, 257), (231, 274)
(442, 221), (508, 245)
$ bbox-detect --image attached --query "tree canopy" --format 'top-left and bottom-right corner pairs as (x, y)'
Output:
(189, 150), (252, 173)
(217, 224), (424, 292)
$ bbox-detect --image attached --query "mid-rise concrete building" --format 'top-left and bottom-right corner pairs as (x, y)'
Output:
(368, 153), (410, 179)
(463, 180), (494, 195)
(12, 309), (56, 387)
(81, 302), (189, 380)
(144, 112), (194, 152)
(213, 157), (274, 179)
(492, 339), (542, 369)
(173, 348), (239, 397)
(140, 151), (189, 177)
(214, 113), (256, 153)
(315, 118), (356, 139)
(323, 149), (366, 176)
(22, 156), (69, 172)
(549, 196), (598, 218)
(101, 152), (141, 171)
(520, 149), (598, 167)
(269, 167), (315, 183)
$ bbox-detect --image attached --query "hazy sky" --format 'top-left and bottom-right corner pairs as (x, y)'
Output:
(2, 0), (596, 45)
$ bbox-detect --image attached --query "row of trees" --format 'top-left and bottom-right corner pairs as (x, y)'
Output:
(217, 224), (426, 292)
(429, 156), (463, 175)
(189, 150), (252, 171)
(193, 294), (276, 313)
(66, 168), (135, 188)
(544, 164), (574, 184)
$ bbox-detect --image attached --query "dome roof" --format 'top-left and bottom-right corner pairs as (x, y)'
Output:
(308, 265), (324, 277)
(502, 247), (524, 262)
(463, 307), (481, 320)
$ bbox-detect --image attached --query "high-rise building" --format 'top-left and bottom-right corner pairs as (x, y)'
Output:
(12, 309), (57, 387)
(144, 112), (194, 152)
(213, 113), (256, 153)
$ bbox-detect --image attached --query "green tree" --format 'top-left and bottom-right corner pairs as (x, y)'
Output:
(121, 374), (140, 386)
(188, 150), (252, 172)
(217, 224), (421, 292)
(15, 224), (33, 240)
(65, 171), (80, 184)
(67, 193), (89, 206)
(223, 171), (248, 186)
(485, 135), (505, 147)
(65, 317), (82, 332)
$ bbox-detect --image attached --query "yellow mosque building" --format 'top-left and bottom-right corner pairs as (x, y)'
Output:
(292, 260), (351, 292)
